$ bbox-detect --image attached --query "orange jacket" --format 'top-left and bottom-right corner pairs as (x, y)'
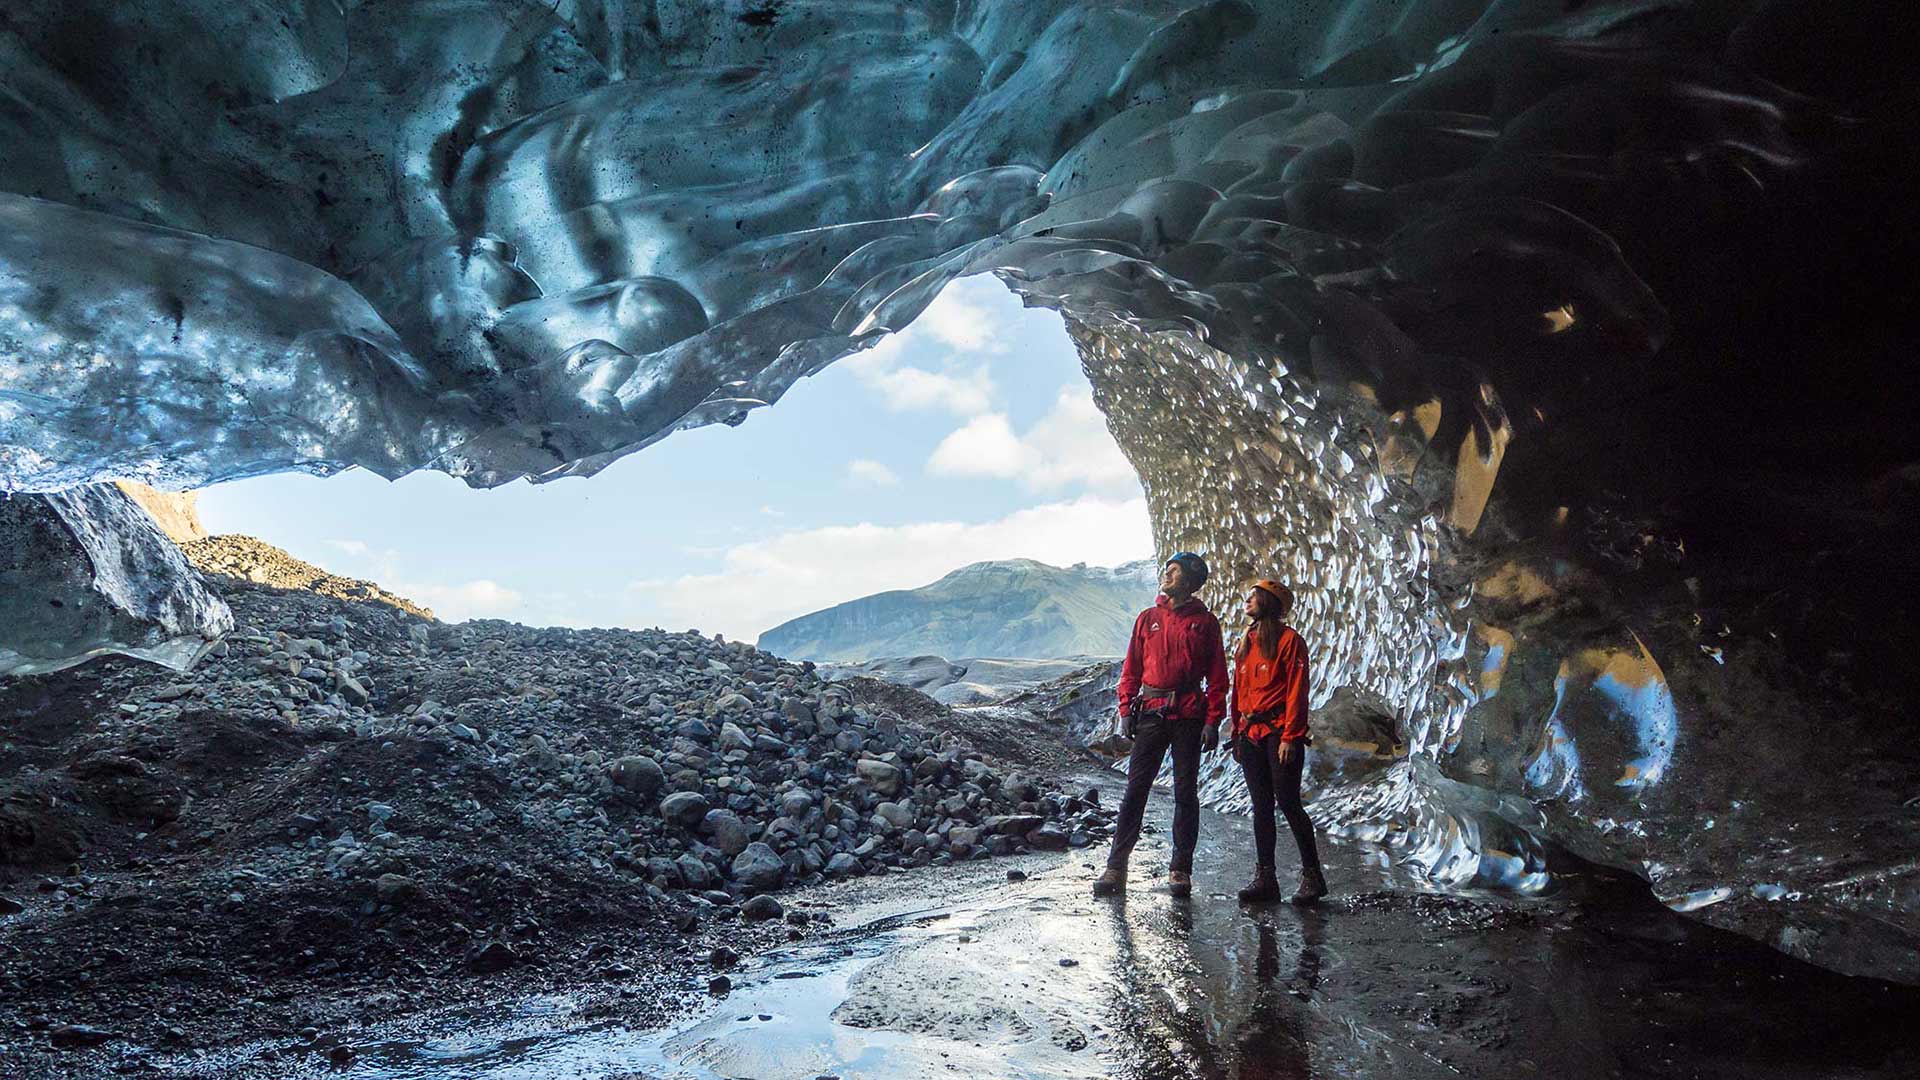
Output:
(1229, 625), (1309, 742)
(1117, 594), (1229, 726)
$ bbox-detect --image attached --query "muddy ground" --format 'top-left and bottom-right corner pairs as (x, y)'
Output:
(133, 797), (1920, 1080)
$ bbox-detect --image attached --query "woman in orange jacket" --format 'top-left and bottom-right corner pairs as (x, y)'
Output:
(1229, 580), (1327, 904)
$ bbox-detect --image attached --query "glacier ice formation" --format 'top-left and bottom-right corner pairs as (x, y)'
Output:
(1, 2), (1914, 980)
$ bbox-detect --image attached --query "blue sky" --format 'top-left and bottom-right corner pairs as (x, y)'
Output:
(197, 277), (1153, 641)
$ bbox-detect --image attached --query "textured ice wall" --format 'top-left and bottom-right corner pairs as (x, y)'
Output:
(0, 486), (231, 676)
(0, 2), (1914, 978)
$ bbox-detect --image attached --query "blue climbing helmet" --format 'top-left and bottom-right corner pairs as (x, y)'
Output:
(1165, 551), (1209, 588)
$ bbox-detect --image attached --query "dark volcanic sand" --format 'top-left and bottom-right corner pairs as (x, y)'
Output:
(155, 793), (1920, 1080)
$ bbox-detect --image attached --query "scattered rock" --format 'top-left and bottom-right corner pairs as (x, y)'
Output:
(731, 843), (786, 892)
(854, 759), (902, 796)
(49, 1023), (117, 1049)
(612, 755), (666, 796)
(983, 814), (1044, 836)
(373, 873), (417, 901)
(469, 940), (517, 975)
(702, 808), (752, 856)
(0, 546), (1117, 1060)
(1027, 825), (1070, 852)
(659, 791), (712, 829)
(741, 894), (785, 921)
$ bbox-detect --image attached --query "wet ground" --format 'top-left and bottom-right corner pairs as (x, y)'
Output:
(157, 786), (1920, 1080)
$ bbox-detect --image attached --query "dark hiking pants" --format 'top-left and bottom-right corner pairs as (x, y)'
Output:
(1105, 712), (1204, 873)
(1239, 732), (1321, 872)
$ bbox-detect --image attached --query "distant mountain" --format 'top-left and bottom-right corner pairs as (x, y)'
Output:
(758, 558), (1159, 662)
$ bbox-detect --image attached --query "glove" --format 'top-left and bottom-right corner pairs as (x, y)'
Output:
(1201, 722), (1220, 754)
(1121, 704), (1137, 739)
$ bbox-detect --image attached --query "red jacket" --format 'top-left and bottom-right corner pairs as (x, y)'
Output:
(1117, 595), (1229, 726)
(1229, 625), (1310, 742)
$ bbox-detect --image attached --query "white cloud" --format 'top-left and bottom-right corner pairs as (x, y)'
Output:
(927, 413), (1028, 476)
(835, 279), (1006, 415)
(913, 278), (1007, 352)
(627, 495), (1154, 642)
(837, 331), (907, 377)
(396, 578), (525, 622)
(1023, 387), (1139, 491)
(927, 385), (1138, 493)
(326, 539), (371, 558)
(865, 364), (995, 414)
(847, 459), (901, 486)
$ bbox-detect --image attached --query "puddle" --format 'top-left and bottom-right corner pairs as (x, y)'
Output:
(163, 807), (1920, 1080)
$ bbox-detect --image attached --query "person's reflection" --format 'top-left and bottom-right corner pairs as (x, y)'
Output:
(1223, 911), (1318, 1079)
(1102, 890), (1223, 1077)
(1101, 896), (1318, 1079)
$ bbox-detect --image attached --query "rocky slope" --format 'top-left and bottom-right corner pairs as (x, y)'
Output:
(758, 558), (1156, 662)
(0, 550), (1111, 1073)
(179, 534), (434, 621)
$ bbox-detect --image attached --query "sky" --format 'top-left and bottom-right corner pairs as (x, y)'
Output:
(197, 277), (1154, 642)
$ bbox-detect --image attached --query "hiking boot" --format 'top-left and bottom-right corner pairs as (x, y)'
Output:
(1290, 864), (1328, 905)
(1092, 866), (1126, 897)
(1237, 868), (1282, 903)
(1168, 870), (1193, 898)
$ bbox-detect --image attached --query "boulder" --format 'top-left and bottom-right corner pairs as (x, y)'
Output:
(469, 940), (517, 974)
(702, 809), (752, 856)
(982, 813), (1044, 836)
(741, 894), (784, 921)
(731, 842), (786, 891)
(675, 853), (715, 889)
(855, 759), (902, 795)
(1027, 825), (1070, 851)
(659, 791), (711, 829)
(373, 873), (417, 901)
(612, 755), (666, 796)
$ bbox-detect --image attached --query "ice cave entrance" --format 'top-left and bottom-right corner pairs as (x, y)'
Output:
(193, 277), (1152, 646)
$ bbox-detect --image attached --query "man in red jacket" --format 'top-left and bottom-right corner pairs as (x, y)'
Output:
(1093, 552), (1230, 898)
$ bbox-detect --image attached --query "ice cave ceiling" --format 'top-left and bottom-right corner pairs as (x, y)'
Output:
(2, 1), (1915, 981)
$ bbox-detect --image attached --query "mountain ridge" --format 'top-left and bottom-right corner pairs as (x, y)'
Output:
(759, 557), (1158, 662)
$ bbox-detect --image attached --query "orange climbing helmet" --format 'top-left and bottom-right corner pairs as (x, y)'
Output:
(1250, 579), (1294, 614)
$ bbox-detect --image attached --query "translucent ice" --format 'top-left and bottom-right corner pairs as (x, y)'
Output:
(0, 485), (230, 677)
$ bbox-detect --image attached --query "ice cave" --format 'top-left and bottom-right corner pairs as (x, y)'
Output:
(2, 0), (1914, 1004)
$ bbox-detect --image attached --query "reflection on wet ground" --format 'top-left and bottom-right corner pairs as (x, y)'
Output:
(189, 800), (1920, 1079)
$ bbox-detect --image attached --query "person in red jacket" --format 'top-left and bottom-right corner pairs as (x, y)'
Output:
(1230, 579), (1326, 904)
(1093, 552), (1230, 899)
